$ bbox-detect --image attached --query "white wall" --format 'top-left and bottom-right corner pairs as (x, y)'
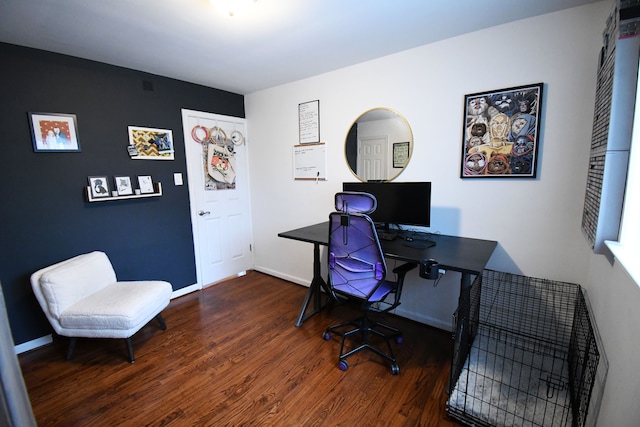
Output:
(584, 255), (640, 424)
(246, 1), (640, 425)
(246, 1), (605, 325)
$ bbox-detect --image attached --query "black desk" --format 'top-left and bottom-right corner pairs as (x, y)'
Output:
(278, 221), (497, 326)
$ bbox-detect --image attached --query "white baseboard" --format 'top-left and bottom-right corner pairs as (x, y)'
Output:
(255, 266), (451, 333)
(171, 283), (200, 299)
(394, 307), (452, 332)
(253, 266), (310, 288)
(14, 283), (201, 355)
(15, 334), (52, 355)
(14, 274), (449, 354)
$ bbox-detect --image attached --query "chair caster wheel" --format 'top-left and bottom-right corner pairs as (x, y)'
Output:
(339, 360), (349, 371)
(391, 364), (400, 375)
(323, 332), (331, 340)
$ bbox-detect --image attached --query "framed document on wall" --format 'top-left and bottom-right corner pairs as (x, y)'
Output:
(393, 142), (410, 168)
(298, 100), (320, 144)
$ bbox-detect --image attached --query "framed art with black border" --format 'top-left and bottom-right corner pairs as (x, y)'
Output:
(88, 176), (110, 198)
(114, 176), (134, 196)
(393, 142), (410, 168)
(29, 112), (81, 152)
(461, 83), (543, 178)
(298, 100), (320, 144)
(137, 175), (154, 194)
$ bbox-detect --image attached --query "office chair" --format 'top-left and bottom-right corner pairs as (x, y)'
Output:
(322, 192), (416, 374)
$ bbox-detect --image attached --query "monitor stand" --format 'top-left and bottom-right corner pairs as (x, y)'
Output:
(375, 223), (398, 241)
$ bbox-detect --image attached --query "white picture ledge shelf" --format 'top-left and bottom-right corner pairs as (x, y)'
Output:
(86, 182), (162, 202)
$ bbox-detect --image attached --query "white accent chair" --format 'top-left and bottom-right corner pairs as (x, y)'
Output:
(30, 251), (172, 363)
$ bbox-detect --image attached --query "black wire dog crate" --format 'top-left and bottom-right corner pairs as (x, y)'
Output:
(447, 270), (602, 427)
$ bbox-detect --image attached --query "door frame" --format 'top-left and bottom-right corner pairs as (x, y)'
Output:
(181, 109), (253, 289)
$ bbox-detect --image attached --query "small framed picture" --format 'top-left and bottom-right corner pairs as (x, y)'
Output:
(298, 100), (320, 144)
(114, 176), (133, 196)
(88, 176), (110, 198)
(393, 142), (410, 168)
(29, 112), (81, 152)
(137, 175), (154, 194)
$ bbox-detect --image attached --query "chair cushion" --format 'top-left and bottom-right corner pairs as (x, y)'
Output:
(334, 280), (395, 302)
(368, 280), (396, 302)
(39, 251), (117, 319)
(59, 281), (172, 333)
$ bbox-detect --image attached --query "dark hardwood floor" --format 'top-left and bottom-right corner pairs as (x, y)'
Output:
(19, 271), (462, 426)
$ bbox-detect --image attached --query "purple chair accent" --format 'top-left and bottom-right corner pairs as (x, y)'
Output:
(323, 192), (416, 375)
(334, 191), (377, 214)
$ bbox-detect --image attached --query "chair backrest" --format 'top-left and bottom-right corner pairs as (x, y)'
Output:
(328, 192), (388, 301)
(30, 251), (117, 324)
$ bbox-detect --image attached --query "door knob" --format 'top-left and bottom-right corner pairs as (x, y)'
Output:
(198, 210), (210, 216)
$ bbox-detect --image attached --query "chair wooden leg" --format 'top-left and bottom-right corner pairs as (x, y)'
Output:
(155, 313), (167, 330)
(125, 338), (134, 363)
(66, 337), (77, 360)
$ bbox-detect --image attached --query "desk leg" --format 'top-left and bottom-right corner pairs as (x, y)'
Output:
(458, 271), (475, 332)
(460, 272), (473, 291)
(447, 271), (477, 394)
(295, 243), (330, 327)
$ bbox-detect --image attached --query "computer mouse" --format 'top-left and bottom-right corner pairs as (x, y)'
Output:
(405, 236), (414, 242)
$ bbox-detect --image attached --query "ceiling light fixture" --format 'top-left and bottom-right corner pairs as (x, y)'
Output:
(209, 0), (256, 17)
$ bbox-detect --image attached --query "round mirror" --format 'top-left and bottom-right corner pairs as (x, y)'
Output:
(345, 108), (413, 182)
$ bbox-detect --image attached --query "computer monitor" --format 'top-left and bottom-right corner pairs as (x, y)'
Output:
(342, 181), (431, 229)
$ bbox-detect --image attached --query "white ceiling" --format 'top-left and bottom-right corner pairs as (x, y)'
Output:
(0, 0), (601, 95)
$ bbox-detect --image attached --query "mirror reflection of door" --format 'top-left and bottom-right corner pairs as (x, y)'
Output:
(345, 108), (413, 182)
(357, 136), (388, 181)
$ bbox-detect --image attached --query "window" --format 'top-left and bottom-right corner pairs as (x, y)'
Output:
(606, 60), (640, 285)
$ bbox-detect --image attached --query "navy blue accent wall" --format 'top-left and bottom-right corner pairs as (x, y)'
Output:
(0, 43), (245, 345)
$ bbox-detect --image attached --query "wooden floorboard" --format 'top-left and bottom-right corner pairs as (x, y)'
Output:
(19, 271), (462, 426)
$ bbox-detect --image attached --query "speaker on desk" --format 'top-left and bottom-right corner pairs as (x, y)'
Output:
(420, 259), (440, 280)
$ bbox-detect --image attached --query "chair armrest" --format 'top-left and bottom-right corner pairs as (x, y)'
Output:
(369, 263), (416, 313)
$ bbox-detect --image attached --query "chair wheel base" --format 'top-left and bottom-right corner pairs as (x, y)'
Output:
(324, 318), (403, 374)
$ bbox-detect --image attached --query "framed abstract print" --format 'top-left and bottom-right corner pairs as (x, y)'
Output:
(114, 176), (133, 196)
(137, 175), (154, 194)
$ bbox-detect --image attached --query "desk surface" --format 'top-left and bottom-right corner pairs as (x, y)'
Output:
(278, 222), (497, 276)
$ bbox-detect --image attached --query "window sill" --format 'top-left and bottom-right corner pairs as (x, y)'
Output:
(605, 240), (640, 287)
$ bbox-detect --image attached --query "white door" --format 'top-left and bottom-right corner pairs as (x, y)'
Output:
(181, 109), (253, 287)
(357, 136), (388, 181)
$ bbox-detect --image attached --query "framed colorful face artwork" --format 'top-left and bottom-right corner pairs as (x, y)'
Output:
(460, 83), (543, 178)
